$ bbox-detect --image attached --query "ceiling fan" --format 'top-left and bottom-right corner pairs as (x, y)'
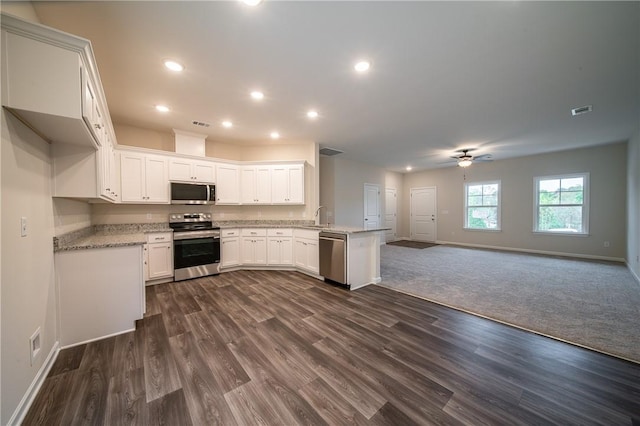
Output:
(451, 149), (492, 168)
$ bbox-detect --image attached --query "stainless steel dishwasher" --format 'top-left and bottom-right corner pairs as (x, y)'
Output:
(319, 231), (347, 285)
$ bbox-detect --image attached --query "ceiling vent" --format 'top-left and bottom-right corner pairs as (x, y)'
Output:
(192, 120), (211, 127)
(571, 105), (593, 116)
(319, 147), (343, 156)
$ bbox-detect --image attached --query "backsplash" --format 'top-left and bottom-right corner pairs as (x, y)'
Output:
(91, 203), (309, 224)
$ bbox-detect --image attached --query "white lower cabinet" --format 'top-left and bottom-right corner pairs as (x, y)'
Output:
(55, 245), (144, 347)
(145, 232), (173, 282)
(219, 227), (317, 274)
(221, 229), (241, 268)
(241, 229), (267, 265)
(294, 229), (319, 274)
(267, 229), (293, 266)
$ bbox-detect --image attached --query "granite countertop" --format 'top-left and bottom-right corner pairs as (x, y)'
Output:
(54, 221), (389, 252)
(54, 223), (172, 252)
(216, 221), (390, 234)
(309, 225), (391, 234)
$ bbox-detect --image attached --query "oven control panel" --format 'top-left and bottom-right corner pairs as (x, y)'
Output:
(170, 213), (212, 223)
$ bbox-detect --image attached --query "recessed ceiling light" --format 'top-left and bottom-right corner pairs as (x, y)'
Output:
(406, 166), (412, 171)
(163, 60), (184, 72)
(250, 91), (265, 100)
(354, 60), (371, 73)
(155, 105), (170, 113)
(307, 110), (319, 119)
(270, 131), (280, 139)
(222, 120), (233, 128)
(241, 0), (263, 6)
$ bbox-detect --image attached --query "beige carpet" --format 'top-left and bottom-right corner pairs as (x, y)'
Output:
(379, 244), (640, 363)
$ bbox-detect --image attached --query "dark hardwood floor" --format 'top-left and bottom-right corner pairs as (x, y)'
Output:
(24, 270), (640, 425)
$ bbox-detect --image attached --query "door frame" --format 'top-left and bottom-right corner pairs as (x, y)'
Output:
(385, 187), (398, 242)
(410, 186), (437, 242)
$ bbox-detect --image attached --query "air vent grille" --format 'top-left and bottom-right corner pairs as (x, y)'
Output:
(192, 120), (211, 127)
(571, 105), (593, 116)
(319, 147), (343, 156)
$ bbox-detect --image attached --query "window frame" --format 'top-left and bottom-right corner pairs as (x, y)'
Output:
(463, 180), (501, 231)
(533, 172), (590, 236)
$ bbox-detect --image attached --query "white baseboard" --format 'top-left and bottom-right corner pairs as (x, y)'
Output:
(627, 262), (640, 285)
(8, 341), (60, 426)
(436, 240), (626, 263)
(60, 328), (135, 350)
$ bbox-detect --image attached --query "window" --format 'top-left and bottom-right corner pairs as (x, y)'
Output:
(464, 181), (500, 230)
(534, 173), (589, 235)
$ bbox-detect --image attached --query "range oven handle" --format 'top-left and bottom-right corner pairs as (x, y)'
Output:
(173, 231), (220, 241)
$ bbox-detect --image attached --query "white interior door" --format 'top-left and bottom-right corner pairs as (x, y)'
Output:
(364, 183), (380, 229)
(385, 188), (398, 242)
(410, 187), (436, 242)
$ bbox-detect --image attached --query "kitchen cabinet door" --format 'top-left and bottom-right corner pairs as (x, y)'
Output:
(272, 164), (304, 204)
(170, 159), (216, 183)
(193, 161), (216, 183)
(305, 238), (319, 274)
(147, 242), (173, 280)
(268, 237), (293, 266)
(120, 153), (146, 202)
(120, 152), (168, 203)
(294, 229), (319, 274)
(242, 165), (272, 204)
(221, 237), (241, 268)
(144, 156), (169, 203)
(168, 158), (192, 182)
(216, 164), (240, 204)
(241, 237), (267, 265)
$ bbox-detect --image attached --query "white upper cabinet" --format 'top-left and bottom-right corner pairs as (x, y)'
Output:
(241, 165), (272, 204)
(120, 152), (169, 203)
(169, 158), (216, 183)
(272, 164), (304, 204)
(1, 14), (114, 149)
(216, 163), (240, 204)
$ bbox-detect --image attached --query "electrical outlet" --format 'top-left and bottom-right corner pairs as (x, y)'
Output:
(30, 328), (41, 366)
(604, 241), (610, 248)
(146, 213), (152, 220)
(21, 216), (27, 237)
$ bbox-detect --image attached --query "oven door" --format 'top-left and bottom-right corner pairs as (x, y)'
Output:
(173, 236), (220, 271)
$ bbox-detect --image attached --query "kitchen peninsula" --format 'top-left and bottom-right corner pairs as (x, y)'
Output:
(55, 221), (388, 293)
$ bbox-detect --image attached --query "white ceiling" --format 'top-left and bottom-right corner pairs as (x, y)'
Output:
(30, 1), (639, 172)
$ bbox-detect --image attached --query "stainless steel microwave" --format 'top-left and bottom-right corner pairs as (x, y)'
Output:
(170, 182), (216, 204)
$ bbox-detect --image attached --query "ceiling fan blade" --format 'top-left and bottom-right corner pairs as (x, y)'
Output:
(473, 154), (492, 161)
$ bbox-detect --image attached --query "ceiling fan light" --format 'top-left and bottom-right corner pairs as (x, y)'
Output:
(458, 158), (472, 168)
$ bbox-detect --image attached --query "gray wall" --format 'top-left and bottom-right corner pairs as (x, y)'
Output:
(1, 111), (58, 424)
(321, 156), (387, 228)
(627, 130), (640, 279)
(402, 142), (628, 259)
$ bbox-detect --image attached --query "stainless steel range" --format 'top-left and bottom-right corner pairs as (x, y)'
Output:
(169, 213), (220, 281)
